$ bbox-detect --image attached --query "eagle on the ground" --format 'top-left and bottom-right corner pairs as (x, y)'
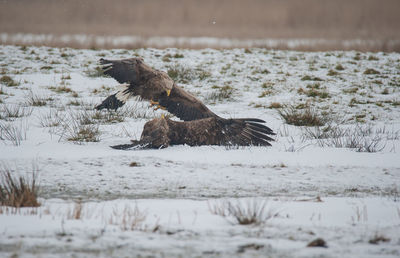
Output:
(96, 57), (275, 149)
(111, 116), (274, 149)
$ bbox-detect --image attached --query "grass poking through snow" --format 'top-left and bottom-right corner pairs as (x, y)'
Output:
(209, 199), (279, 225)
(0, 163), (40, 208)
(278, 105), (328, 126)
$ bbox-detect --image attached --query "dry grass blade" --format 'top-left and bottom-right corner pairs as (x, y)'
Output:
(67, 199), (83, 220)
(0, 163), (40, 207)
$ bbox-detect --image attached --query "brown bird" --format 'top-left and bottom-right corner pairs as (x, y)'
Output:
(96, 57), (215, 120)
(96, 57), (275, 148)
(111, 116), (274, 150)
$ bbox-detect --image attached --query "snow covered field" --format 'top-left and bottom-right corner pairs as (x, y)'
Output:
(0, 45), (399, 257)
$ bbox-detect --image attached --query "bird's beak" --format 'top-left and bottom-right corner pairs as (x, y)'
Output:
(166, 89), (171, 96)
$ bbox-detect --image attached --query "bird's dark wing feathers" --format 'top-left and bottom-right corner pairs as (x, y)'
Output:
(160, 86), (216, 121)
(220, 118), (275, 146)
(110, 142), (151, 150)
(99, 58), (137, 84)
(165, 101), (210, 121)
(95, 93), (125, 110)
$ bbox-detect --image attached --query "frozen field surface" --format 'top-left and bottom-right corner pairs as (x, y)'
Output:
(0, 45), (400, 257)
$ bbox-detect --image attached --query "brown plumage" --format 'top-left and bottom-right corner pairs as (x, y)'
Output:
(96, 57), (215, 120)
(96, 57), (275, 149)
(111, 116), (274, 150)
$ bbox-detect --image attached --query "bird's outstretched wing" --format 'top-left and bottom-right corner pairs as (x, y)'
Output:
(99, 58), (141, 84)
(221, 118), (275, 146)
(187, 117), (275, 146)
(98, 57), (217, 121)
(112, 117), (275, 150)
(158, 86), (216, 121)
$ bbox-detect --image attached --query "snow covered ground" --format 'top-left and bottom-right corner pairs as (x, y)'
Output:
(0, 45), (399, 257)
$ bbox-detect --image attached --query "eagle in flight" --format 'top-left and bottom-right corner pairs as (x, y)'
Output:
(96, 57), (275, 149)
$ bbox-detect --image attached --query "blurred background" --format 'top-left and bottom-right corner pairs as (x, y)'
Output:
(1, 0), (400, 51)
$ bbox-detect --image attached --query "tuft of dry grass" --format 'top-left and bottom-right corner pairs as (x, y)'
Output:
(0, 104), (33, 120)
(0, 163), (40, 208)
(25, 91), (50, 107)
(269, 102), (282, 109)
(38, 109), (64, 128)
(49, 110), (101, 143)
(66, 124), (100, 143)
(369, 234), (390, 244)
(299, 86), (330, 99)
(0, 120), (29, 146)
(226, 200), (272, 225)
(205, 86), (235, 103)
(278, 105), (328, 126)
(109, 204), (147, 231)
(129, 162), (140, 167)
(48, 85), (74, 94)
(364, 68), (380, 75)
(301, 75), (323, 81)
(258, 90), (274, 98)
(209, 199), (278, 225)
(167, 64), (195, 83)
(307, 238), (327, 248)
(0, 75), (19, 87)
(335, 64), (345, 70)
(327, 69), (339, 76)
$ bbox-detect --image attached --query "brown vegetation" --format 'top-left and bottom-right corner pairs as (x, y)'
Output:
(278, 105), (328, 126)
(0, 164), (40, 208)
(0, 0), (399, 51)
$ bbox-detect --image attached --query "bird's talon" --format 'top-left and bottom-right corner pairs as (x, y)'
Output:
(150, 100), (159, 106)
